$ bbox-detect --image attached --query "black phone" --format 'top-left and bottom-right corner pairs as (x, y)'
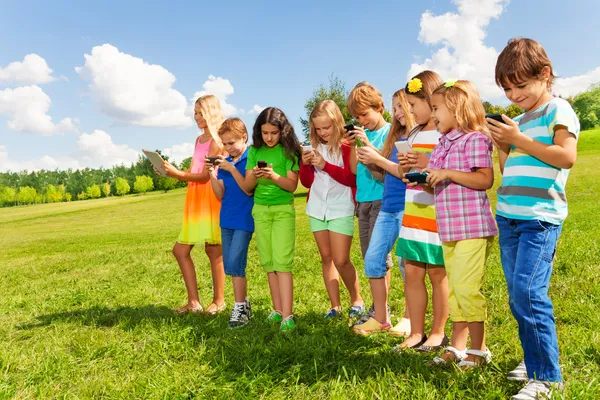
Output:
(344, 124), (355, 132)
(486, 114), (505, 124)
(206, 156), (220, 165)
(257, 160), (267, 168)
(405, 172), (429, 184)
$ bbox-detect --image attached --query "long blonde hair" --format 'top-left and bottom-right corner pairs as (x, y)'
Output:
(309, 100), (346, 159)
(432, 80), (488, 134)
(382, 89), (416, 159)
(195, 94), (224, 146)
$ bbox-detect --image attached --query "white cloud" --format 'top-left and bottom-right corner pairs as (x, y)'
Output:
(76, 44), (192, 128)
(162, 142), (195, 164)
(0, 85), (79, 135)
(0, 130), (139, 172)
(407, 0), (509, 101)
(192, 75), (239, 117)
(554, 66), (600, 98)
(248, 104), (265, 115)
(0, 54), (56, 84)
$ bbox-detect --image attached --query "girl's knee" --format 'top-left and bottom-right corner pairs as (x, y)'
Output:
(205, 243), (222, 259)
(427, 267), (447, 282)
(173, 244), (190, 259)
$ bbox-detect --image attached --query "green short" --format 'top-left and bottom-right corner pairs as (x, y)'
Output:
(309, 215), (355, 237)
(252, 204), (295, 273)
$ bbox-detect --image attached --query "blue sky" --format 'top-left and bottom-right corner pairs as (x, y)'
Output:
(1, 0), (599, 171)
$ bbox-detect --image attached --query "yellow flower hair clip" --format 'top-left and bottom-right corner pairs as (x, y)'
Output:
(444, 79), (458, 87)
(407, 78), (423, 93)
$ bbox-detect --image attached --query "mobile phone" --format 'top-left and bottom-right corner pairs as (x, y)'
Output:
(486, 114), (505, 124)
(302, 144), (313, 152)
(394, 140), (411, 155)
(206, 156), (220, 165)
(405, 172), (429, 184)
(344, 123), (364, 147)
(257, 160), (267, 168)
(344, 124), (355, 132)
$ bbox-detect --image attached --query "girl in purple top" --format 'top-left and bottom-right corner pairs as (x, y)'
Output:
(409, 80), (497, 368)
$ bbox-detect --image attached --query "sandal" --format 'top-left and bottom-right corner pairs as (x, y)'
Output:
(429, 346), (467, 366)
(174, 304), (203, 314)
(457, 348), (492, 368)
(204, 302), (226, 315)
(392, 334), (427, 353)
(414, 335), (450, 352)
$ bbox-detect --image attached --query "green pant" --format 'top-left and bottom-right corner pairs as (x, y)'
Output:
(252, 204), (295, 272)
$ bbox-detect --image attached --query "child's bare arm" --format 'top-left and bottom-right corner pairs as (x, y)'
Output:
(423, 168), (494, 190)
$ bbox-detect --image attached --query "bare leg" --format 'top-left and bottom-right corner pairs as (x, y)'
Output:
(329, 231), (363, 306)
(267, 272), (282, 313)
(422, 266), (449, 347)
(205, 243), (225, 308)
(370, 278), (389, 324)
(172, 243), (201, 310)
(400, 261), (427, 348)
(278, 272), (294, 318)
(232, 277), (247, 303)
(313, 231), (341, 310)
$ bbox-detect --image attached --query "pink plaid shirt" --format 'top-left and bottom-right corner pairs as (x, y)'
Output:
(429, 129), (498, 242)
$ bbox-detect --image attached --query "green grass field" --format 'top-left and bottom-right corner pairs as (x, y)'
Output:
(1, 130), (599, 399)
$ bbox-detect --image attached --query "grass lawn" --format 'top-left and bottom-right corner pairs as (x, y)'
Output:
(1, 130), (599, 399)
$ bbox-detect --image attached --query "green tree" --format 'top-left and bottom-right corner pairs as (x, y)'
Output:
(77, 192), (87, 201)
(157, 176), (178, 192)
(44, 184), (63, 203)
(65, 192), (72, 202)
(102, 182), (111, 197)
(86, 184), (101, 199)
(134, 175), (154, 194)
(300, 74), (357, 140)
(17, 186), (37, 205)
(572, 84), (600, 130)
(0, 186), (16, 206)
(180, 157), (192, 172)
(115, 177), (131, 196)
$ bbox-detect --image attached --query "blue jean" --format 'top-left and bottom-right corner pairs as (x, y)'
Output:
(364, 210), (403, 278)
(221, 228), (253, 277)
(496, 215), (563, 382)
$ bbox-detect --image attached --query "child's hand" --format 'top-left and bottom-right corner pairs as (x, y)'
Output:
(163, 161), (180, 178)
(259, 164), (275, 180)
(401, 177), (421, 188)
(487, 115), (523, 147)
(301, 149), (314, 165)
(207, 164), (218, 178)
(405, 150), (429, 169)
(252, 166), (266, 178)
(423, 168), (449, 187)
(347, 126), (366, 146)
(356, 146), (379, 165)
(353, 130), (372, 148)
(310, 149), (326, 169)
(217, 156), (235, 172)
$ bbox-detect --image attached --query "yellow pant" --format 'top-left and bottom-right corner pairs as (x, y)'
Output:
(442, 237), (494, 322)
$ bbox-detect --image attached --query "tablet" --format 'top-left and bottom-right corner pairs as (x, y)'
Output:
(142, 149), (167, 176)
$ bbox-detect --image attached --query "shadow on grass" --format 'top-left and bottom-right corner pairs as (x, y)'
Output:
(17, 305), (517, 395)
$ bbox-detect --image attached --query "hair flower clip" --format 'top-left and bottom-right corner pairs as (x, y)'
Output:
(407, 78), (423, 93)
(444, 79), (458, 87)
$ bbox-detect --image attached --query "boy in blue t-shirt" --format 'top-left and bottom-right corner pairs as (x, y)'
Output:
(209, 118), (254, 328)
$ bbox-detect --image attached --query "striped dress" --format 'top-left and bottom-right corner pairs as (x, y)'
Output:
(396, 128), (444, 265)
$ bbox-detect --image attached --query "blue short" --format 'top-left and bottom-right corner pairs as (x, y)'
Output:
(221, 228), (253, 277)
(364, 210), (403, 278)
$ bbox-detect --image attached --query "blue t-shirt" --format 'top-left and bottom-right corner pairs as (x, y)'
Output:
(217, 148), (254, 232)
(381, 144), (407, 213)
(356, 123), (390, 202)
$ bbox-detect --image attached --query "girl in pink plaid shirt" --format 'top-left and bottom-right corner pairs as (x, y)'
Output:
(413, 80), (498, 368)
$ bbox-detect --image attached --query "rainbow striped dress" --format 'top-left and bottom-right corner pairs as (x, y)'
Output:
(177, 137), (221, 245)
(396, 128), (444, 265)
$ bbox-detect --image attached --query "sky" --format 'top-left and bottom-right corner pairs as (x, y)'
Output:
(1, 0), (599, 172)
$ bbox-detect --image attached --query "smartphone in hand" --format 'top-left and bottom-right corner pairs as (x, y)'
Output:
(486, 114), (505, 124)
(405, 172), (429, 184)
(257, 160), (267, 168)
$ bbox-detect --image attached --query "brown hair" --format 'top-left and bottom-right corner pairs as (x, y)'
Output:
(309, 100), (345, 159)
(495, 38), (556, 88)
(405, 70), (443, 106)
(382, 89), (416, 159)
(347, 81), (385, 116)
(218, 117), (248, 141)
(432, 80), (488, 134)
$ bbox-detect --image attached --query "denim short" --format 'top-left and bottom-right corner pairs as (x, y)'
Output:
(221, 228), (253, 277)
(364, 210), (403, 278)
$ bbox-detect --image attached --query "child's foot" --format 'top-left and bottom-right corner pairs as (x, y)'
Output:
(457, 349), (492, 369)
(174, 302), (203, 314)
(266, 311), (283, 323)
(507, 360), (528, 381)
(204, 302), (226, 315)
(324, 307), (342, 319)
(280, 315), (296, 332)
(228, 302), (251, 329)
(429, 346), (467, 366)
(348, 303), (365, 319)
(393, 333), (427, 352)
(352, 317), (391, 336)
(388, 317), (411, 337)
(414, 333), (449, 352)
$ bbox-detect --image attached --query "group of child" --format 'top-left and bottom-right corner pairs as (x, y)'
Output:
(160, 38), (579, 400)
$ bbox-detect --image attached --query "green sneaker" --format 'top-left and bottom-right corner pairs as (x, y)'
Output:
(280, 316), (296, 332)
(266, 311), (283, 323)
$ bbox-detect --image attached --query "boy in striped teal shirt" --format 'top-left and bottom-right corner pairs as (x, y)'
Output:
(487, 38), (579, 400)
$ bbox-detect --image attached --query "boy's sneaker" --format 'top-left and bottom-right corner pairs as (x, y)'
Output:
(324, 308), (341, 319)
(511, 380), (563, 400)
(348, 304), (365, 318)
(507, 360), (528, 381)
(228, 303), (250, 329)
(280, 316), (296, 332)
(266, 311), (283, 323)
(352, 317), (391, 336)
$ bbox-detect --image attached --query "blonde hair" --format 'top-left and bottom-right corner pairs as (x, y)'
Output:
(382, 89), (416, 159)
(218, 117), (248, 142)
(432, 80), (488, 134)
(347, 82), (385, 116)
(309, 100), (345, 159)
(195, 94), (224, 147)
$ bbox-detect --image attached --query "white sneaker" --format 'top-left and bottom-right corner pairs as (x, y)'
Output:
(511, 379), (563, 400)
(508, 360), (529, 382)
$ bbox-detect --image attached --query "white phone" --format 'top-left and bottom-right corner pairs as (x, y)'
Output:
(394, 140), (411, 155)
